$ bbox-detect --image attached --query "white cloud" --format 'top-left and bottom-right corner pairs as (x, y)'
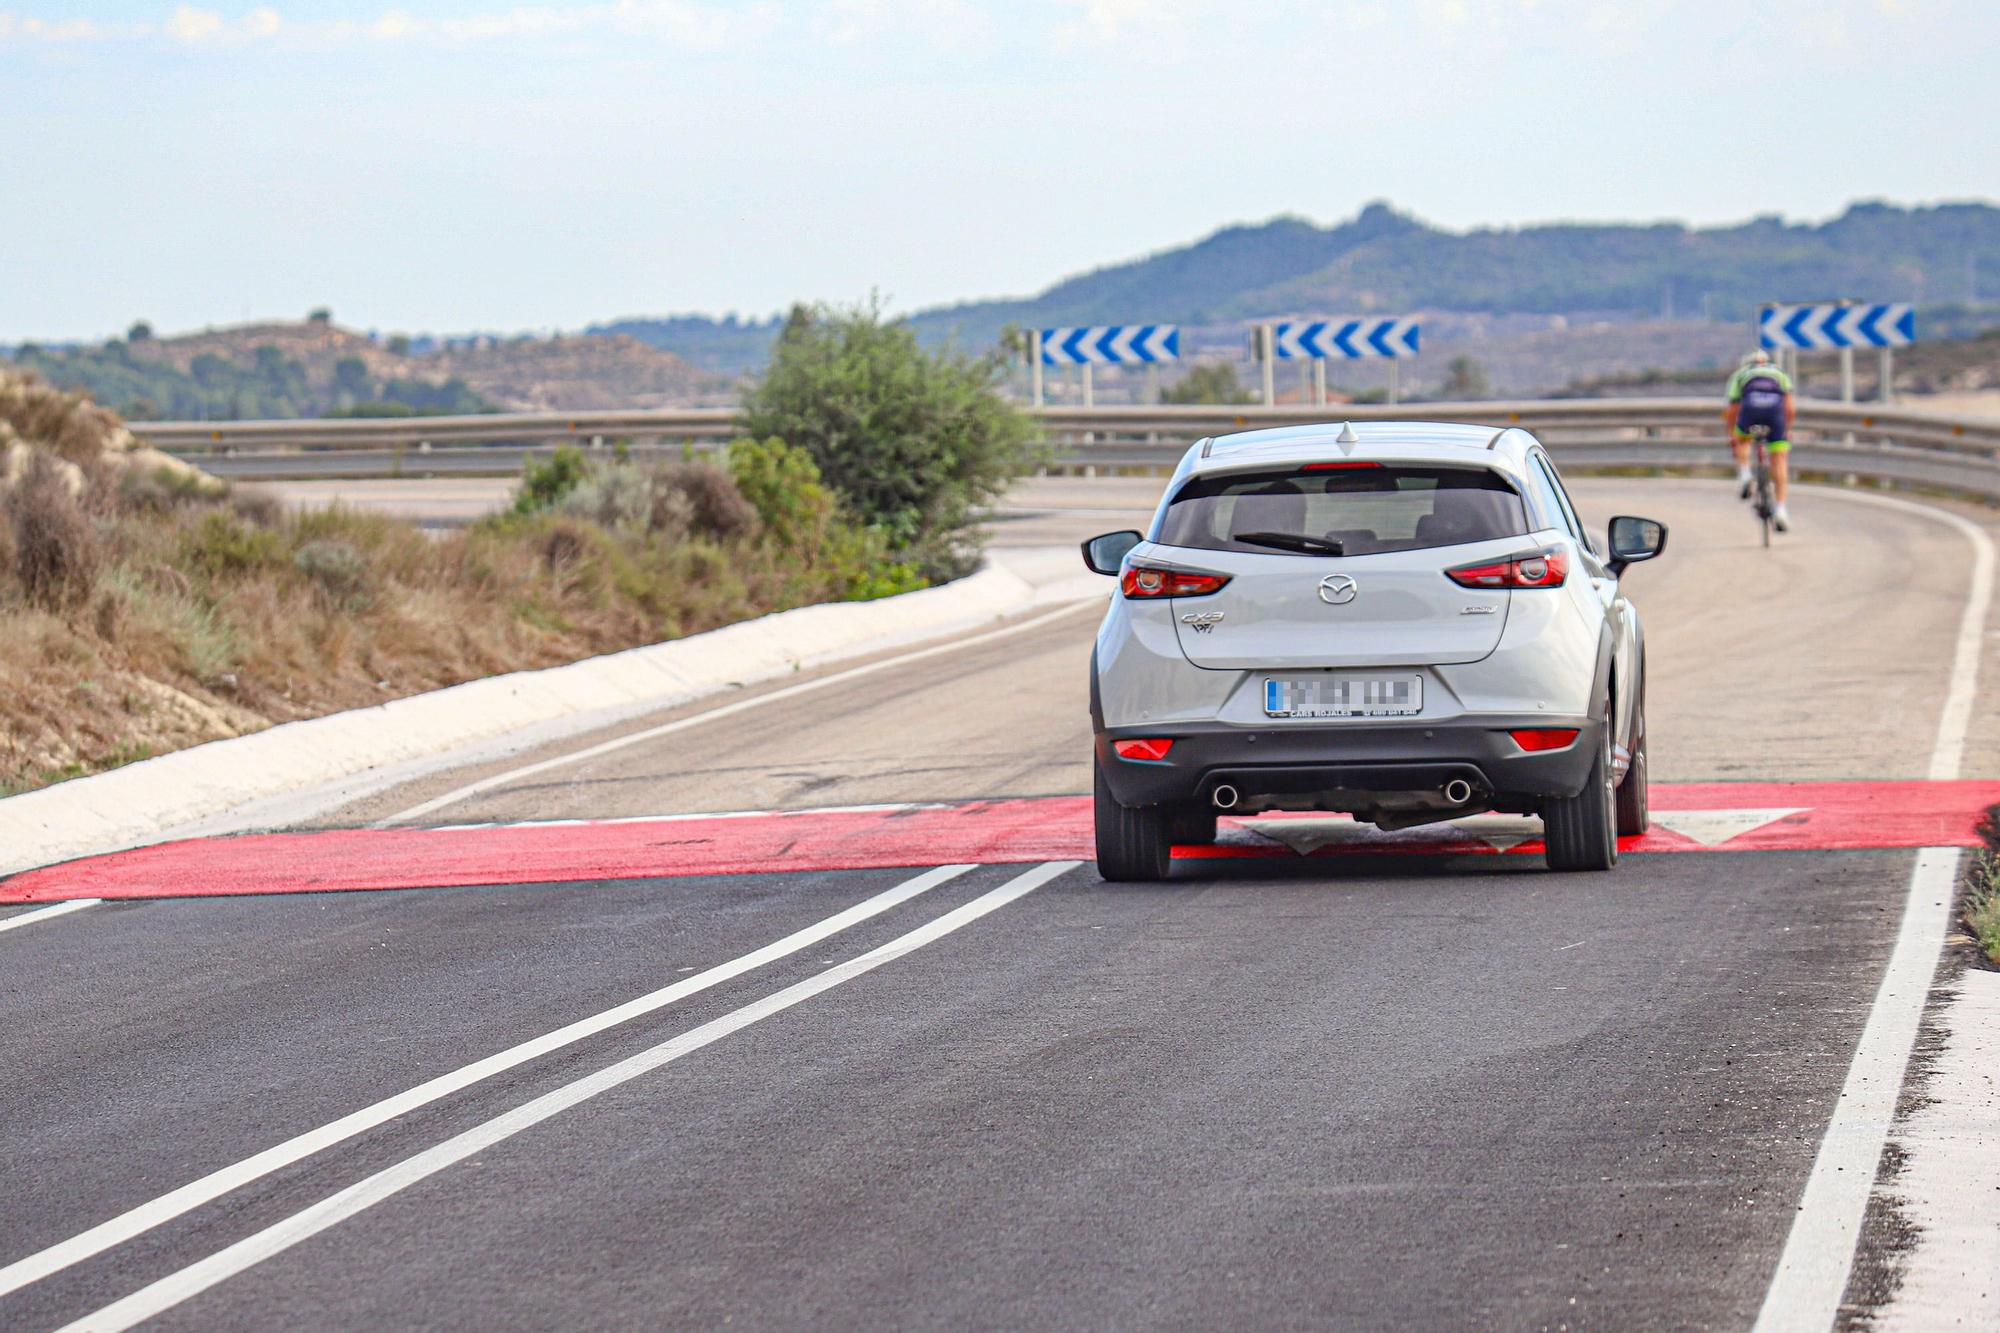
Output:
(0, 14), (125, 43)
(150, 5), (287, 46)
(165, 5), (227, 44)
(0, 2), (775, 53)
(1051, 0), (1214, 53)
(333, 2), (774, 51)
(821, 0), (995, 50)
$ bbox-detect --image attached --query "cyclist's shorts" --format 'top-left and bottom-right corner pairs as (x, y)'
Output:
(1733, 428), (1790, 453)
(1733, 403), (1790, 452)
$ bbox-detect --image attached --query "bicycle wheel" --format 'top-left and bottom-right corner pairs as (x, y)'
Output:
(1754, 450), (1773, 548)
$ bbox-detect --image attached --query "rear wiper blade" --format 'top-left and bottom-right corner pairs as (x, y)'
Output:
(1231, 531), (1345, 556)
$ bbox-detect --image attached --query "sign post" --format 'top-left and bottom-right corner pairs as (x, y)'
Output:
(1270, 317), (1421, 408)
(1040, 325), (1180, 409)
(1029, 329), (1044, 407)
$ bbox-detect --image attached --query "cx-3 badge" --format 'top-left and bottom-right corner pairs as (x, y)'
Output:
(1180, 611), (1225, 634)
(1317, 574), (1358, 605)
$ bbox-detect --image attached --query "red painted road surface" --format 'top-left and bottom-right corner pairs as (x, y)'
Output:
(4, 781), (1996, 905)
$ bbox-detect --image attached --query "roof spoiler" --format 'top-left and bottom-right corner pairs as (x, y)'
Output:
(1203, 421), (1360, 459)
(1486, 425), (1531, 451)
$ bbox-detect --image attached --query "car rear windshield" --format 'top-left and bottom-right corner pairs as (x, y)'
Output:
(1157, 465), (1530, 557)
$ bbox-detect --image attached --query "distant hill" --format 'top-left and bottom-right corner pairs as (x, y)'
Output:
(7, 317), (726, 420)
(902, 200), (2000, 350)
(585, 201), (1999, 380)
(584, 314), (783, 380)
(900, 200), (2000, 350)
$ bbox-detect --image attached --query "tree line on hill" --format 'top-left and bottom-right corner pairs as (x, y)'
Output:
(4, 331), (495, 422)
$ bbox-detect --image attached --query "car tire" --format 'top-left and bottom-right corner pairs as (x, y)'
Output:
(1094, 761), (1174, 882)
(1544, 718), (1618, 872)
(1169, 806), (1218, 846)
(1615, 696), (1649, 838)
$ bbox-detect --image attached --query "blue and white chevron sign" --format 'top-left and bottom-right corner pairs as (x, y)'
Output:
(1039, 325), (1179, 365)
(1759, 303), (1915, 350)
(1272, 318), (1420, 360)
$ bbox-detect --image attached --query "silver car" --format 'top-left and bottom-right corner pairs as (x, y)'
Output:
(1081, 421), (1667, 879)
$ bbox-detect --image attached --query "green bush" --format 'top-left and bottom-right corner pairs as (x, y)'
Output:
(727, 436), (836, 555)
(513, 446), (589, 515)
(185, 511), (284, 577)
(739, 299), (1039, 577)
(294, 540), (372, 612)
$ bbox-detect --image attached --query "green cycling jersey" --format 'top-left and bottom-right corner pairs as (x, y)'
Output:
(1725, 363), (1793, 402)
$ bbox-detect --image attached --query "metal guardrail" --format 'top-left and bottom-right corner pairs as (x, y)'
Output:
(135, 399), (2000, 500)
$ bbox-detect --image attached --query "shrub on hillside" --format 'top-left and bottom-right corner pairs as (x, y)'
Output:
(725, 437), (922, 599)
(552, 458), (758, 543)
(5, 454), (100, 610)
(740, 299), (1040, 578)
(294, 540), (372, 612)
(513, 446), (589, 515)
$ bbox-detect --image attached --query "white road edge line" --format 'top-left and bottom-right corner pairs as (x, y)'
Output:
(0, 898), (100, 933)
(0, 863), (977, 1305)
(1752, 847), (1962, 1333)
(1753, 486), (1995, 1332)
(379, 598), (1100, 825)
(58, 860), (1078, 1333)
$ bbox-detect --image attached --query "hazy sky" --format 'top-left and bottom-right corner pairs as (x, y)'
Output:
(4, 0), (1995, 340)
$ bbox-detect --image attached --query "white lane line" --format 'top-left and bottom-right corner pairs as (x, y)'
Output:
(1752, 846), (1962, 1333)
(379, 598), (1100, 825)
(0, 898), (100, 933)
(0, 863), (975, 1304)
(58, 860), (1078, 1333)
(1755, 488), (1995, 1331)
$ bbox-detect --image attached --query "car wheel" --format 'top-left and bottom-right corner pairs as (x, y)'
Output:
(1094, 761), (1174, 881)
(1169, 806), (1218, 846)
(1615, 701), (1649, 838)
(1544, 717), (1618, 872)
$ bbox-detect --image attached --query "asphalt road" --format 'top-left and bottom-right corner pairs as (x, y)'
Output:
(3, 476), (1996, 1330)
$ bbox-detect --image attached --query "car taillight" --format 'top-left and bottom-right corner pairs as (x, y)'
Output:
(1113, 738), (1175, 762)
(1445, 546), (1569, 589)
(1509, 728), (1580, 752)
(1121, 564), (1232, 599)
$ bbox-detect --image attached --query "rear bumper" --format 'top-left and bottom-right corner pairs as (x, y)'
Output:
(1096, 716), (1601, 809)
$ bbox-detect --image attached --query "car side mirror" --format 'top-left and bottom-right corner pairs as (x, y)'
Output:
(1606, 515), (1667, 575)
(1081, 530), (1143, 576)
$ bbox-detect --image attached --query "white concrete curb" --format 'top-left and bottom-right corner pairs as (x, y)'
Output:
(1, 551), (1104, 876)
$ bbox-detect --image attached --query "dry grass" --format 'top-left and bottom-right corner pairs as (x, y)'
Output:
(0, 372), (923, 795)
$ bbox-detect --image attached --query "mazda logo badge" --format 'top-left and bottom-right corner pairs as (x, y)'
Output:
(1317, 574), (1358, 605)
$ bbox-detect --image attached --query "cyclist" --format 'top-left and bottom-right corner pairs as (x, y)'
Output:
(1725, 350), (1794, 532)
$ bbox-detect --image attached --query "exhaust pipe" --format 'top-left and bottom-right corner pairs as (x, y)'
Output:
(1442, 778), (1474, 806)
(1211, 783), (1240, 810)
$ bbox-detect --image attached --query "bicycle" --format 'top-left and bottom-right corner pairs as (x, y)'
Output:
(1745, 423), (1775, 548)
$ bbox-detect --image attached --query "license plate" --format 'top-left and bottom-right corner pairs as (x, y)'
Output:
(1263, 675), (1422, 719)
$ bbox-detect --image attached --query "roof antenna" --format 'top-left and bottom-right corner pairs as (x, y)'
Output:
(1336, 421), (1360, 448)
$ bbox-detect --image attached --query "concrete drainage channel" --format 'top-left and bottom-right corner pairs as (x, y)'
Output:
(0, 550), (1104, 878)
